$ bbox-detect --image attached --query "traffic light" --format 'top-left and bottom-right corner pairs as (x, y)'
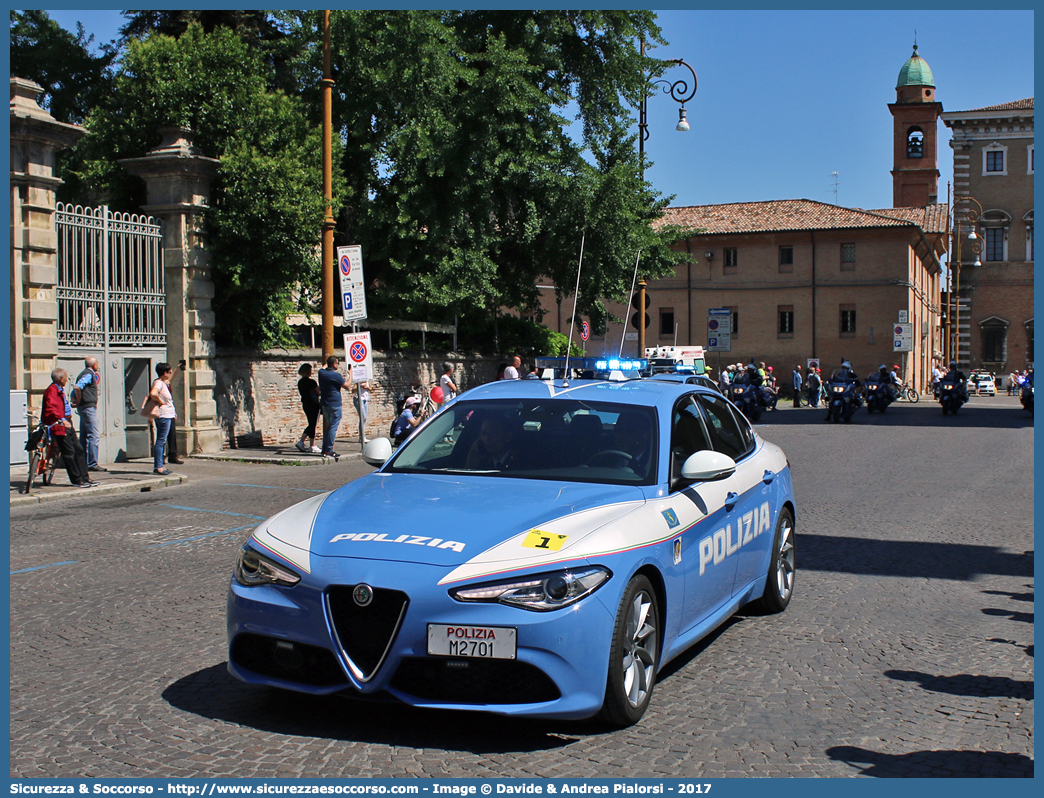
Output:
(631, 312), (650, 330)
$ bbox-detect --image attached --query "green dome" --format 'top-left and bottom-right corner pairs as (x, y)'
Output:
(897, 45), (935, 88)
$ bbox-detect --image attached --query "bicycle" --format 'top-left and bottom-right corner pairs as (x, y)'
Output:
(24, 417), (60, 494)
(895, 382), (920, 403)
(414, 382), (440, 423)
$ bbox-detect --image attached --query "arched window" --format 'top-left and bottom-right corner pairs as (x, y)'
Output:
(1024, 210), (1034, 262)
(979, 316), (1009, 364)
(906, 127), (924, 159)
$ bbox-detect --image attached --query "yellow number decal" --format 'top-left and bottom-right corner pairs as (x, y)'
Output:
(522, 530), (568, 551)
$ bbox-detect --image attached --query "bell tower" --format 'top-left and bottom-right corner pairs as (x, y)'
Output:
(888, 44), (943, 207)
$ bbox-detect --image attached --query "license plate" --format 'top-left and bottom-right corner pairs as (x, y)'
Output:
(427, 624), (517, 659)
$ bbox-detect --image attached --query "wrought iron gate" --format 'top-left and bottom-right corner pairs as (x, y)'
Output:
(55, 203), (165, 347)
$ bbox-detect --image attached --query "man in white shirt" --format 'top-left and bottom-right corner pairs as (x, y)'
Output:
(501, 355), (521, 380)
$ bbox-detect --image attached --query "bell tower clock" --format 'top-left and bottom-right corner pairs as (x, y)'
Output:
(888, 44), (943, 208)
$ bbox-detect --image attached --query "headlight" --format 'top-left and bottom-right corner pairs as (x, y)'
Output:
(234, 545), (301, 587)
(449, 566), (612, 612)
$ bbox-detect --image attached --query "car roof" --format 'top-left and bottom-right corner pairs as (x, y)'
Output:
(457, 376), (709, 410)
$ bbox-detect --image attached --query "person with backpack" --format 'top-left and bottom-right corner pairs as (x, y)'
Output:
(806, 367), (822, 408)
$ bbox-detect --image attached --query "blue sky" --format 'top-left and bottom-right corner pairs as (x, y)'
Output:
(43, 8), (1034, 213)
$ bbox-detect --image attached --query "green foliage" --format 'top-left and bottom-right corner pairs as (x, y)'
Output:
(27, 11), (696, 353)
(458, 315), (584, 359)
(9, 10), (116, 124)
(61, 24), (340, 348)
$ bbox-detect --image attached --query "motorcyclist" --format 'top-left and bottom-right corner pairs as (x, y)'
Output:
(733, 363), (766, 408)
(940, 360), (969, 401)
(875, 364), (898, 402)
(825, 360), (860, 421)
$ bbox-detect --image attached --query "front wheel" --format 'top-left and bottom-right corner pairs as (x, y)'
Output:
(42, 446), (58, 485)
(598, 574), (660, 727)
(752, 508), (795, 613)
(906, 388), (920, 403)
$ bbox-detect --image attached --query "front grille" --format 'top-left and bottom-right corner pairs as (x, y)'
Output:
(326, 585), (409, 681)
(230, 633), (347, 687)
(390, 657), (561, 705)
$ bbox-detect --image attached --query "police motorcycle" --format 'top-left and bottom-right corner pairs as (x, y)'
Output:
(825, 363), (862, 422)
(1020, 382), (1033, 414)
(728, 367), (766, 421)
(863, 368), (895, 414)
(935, 378), (968, 415)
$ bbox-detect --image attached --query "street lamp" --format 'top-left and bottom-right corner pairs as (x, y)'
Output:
(635, 45), (698, 355)
(948, 196), (983, 367)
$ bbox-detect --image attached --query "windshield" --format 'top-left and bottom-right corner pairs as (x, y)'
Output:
(386, 398), (659, 486)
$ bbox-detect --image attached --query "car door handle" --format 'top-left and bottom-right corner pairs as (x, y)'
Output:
(724, 492), (739, 510)
(763, 470), (775, 484)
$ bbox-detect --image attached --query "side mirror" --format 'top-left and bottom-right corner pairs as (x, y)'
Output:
(680, 450), (737, 482)
(362, 437), (393, 467)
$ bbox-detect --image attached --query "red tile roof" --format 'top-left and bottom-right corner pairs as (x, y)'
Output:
(965, 98), (1034, 112)
(657, 199), (948, 236)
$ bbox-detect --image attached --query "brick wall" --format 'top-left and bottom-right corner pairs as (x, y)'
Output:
(213, 349), (501, 448)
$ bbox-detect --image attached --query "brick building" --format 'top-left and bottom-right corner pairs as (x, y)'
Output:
(540, 200), (947, 391)
(941, 99), (1034, 373)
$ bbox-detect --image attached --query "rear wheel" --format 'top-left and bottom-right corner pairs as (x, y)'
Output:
(907, 388), (920, 403)
(598, 575), (659, 726)
(752, 508), (795, 613)
(25, 450), (41, 494)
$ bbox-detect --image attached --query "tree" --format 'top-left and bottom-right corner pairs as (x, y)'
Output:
(63, 24), (342, 348)
(287, 10), (694, 340)
(9, 10), (116, 125)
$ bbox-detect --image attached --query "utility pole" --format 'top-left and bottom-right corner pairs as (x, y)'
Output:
(321, 11), (335, 360)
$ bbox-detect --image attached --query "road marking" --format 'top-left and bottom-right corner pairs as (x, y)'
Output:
(220, 483), (324, 493)
(148, 525), (256, 547)
(11, 561), (77, 575)
(160, 504), (266, 520)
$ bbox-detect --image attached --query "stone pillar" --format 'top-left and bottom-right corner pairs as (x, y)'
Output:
(121, 127), (223, 454)
(9, 77), (84, 404)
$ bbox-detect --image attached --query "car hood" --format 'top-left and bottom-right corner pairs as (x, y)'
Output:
(255, 473), (646, 572)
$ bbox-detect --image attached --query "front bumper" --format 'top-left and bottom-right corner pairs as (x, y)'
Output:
(226, 557), (619, 720)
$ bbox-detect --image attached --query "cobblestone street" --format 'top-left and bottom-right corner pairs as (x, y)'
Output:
(9, 397), (1033, 778)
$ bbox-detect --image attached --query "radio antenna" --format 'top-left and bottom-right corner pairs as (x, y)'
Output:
(620, 251), (641, 357)
(562, 234), (586, 385)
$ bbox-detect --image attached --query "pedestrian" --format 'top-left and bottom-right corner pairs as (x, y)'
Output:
(501, 355), (522, 380)
(353, 377), (371, 446)
(42, 368), (94, 488)
(439, 362), (458, 405)
(1009, 370), (1019, 395)
(791, 365), (803, 407)
(524, 364), (541, 380)
(495, 363), (507, 381)
(806, 367), (822, 408)
(72, 356), (106, 472)
(294, 363), (321, 453)
(392, 396), (422, 446)
(317, 356), (353, 457)
(147, 362), (177, 476)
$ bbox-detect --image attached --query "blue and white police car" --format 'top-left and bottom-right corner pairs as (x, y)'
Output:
(227, 370), (796, 725)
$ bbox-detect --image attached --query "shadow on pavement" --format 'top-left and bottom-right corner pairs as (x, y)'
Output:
(826, 745), (1033, 777)
(884, 669), (1034, 699)
(163, 663), (585, 751)
(800, 534), (1034, 580)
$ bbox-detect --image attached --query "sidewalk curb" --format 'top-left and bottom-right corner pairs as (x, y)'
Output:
(190, 451), (363, 466)
(11, 474), (188, 507)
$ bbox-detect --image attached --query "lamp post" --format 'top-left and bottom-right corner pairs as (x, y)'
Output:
(320, 11), (336, 361)
(949, 196), (982, 368)
(636, 43), (698, 356)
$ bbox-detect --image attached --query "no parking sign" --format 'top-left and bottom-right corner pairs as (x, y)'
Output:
(343, 331), (374, 382)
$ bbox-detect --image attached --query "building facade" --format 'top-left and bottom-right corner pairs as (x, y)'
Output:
(941, 99), (1034, 372)
(539, 200), (947, 391)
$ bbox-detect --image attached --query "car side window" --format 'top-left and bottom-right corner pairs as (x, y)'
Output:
(695, 393), (753, 460)
(670, 395), (713, 483)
